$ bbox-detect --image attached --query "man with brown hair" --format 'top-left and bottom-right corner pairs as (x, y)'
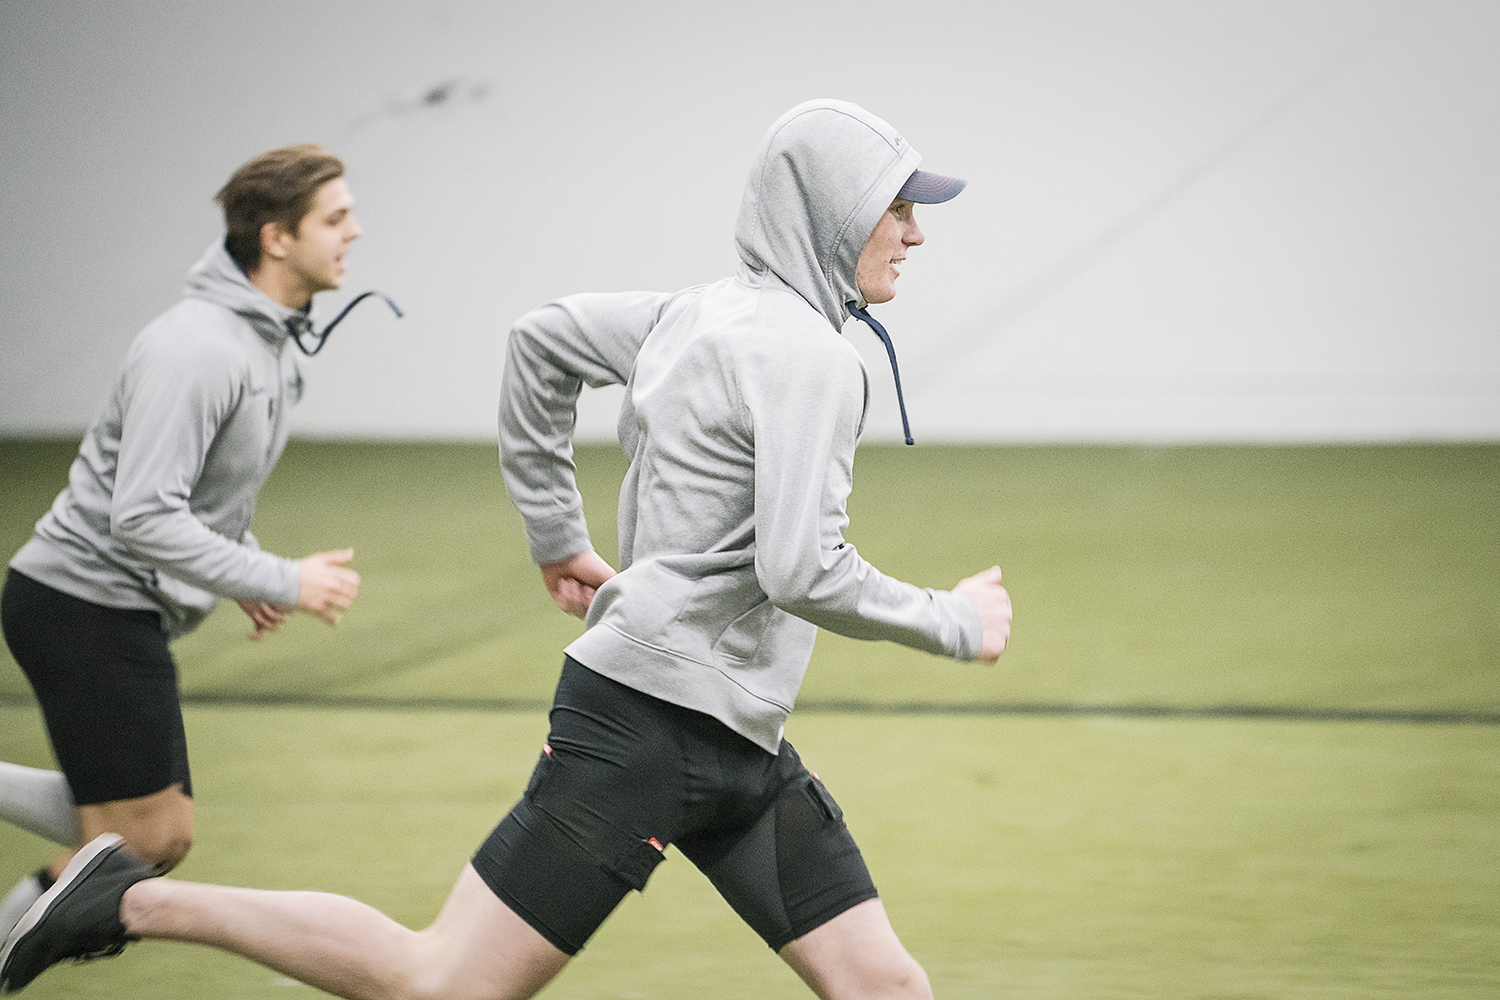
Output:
(0, 144), (371, 940)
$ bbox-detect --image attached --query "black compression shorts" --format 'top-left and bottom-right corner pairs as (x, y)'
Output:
(471, 657), (878, 955)
(1, 569), (191, 805)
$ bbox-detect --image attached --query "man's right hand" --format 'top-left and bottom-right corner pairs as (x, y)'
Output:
(953, 565), (1012, 664)
(298, 548), (360, 626)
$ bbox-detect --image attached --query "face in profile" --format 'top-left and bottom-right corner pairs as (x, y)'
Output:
(280, 177), (362, 296)
(855, 198), (924, 305)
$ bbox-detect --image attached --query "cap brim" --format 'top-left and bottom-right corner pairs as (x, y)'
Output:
(896, 169), (967, 204)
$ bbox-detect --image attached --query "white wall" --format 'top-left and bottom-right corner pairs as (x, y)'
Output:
(2, 0), (1495, 443)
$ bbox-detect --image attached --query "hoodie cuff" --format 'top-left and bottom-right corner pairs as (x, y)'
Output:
(526, 512), (594, 566)
(933, 589), (985, 660)
(271, 556), (303, 606)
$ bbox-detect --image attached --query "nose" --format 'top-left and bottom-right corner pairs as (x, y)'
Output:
(904, 216), (924, 247)
(347, 214), (363, 241)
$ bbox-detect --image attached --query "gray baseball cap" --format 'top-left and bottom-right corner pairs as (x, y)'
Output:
(896, 169), (967, 204)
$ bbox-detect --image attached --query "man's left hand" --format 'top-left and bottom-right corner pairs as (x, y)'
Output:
(540, 550), (617, 620)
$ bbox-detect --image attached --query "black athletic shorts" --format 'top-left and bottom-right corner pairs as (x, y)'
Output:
(472, 657), (878, 955)
(1, 569), (191, 805)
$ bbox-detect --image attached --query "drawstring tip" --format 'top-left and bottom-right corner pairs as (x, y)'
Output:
(848, 302), (917, 448)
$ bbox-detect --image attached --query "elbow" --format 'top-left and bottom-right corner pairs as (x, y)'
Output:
(505, 312), (551, 360)
(757, 545), (862, 618)
(108, 497), (175, 557)
(764, 584), (815, 618)
(757, 567), (803, 613)
(757, 563), (824, 618)
(109, 506), (152, 548)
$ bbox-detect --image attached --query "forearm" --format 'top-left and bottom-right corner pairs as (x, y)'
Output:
(499, 292), (671, 563)
(498, 325), (591, 564)
(110, 341), (300, 604)
(111, 510), (301, 604)
(764, 547), (983, 659)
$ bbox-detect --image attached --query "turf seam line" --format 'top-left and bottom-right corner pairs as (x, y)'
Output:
(796, 700), (1500, 726)
(2, 692), (1496, 725)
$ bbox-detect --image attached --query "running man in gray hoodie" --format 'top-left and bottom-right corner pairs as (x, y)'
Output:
(0, 146), (365, 940)
(0, 101), (1009, 1000)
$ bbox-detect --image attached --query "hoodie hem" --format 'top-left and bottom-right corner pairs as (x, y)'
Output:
(566, 623), (791, 754)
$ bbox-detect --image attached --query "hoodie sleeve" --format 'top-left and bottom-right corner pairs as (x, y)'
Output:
(108, 335), (302, 604)
(500, 291), (676, 564)
(748, 339), (982, 660)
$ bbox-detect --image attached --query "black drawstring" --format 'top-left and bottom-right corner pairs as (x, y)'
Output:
(286, 291), (403, 356)
(847, 302), (914, 445)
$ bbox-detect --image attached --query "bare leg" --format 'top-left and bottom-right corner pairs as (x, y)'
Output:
(779, 898), (933, 1000)
(29, 783), (195, 910)
(1, 788), (197, 959)
(121, 863), (568, 1000)
(72, 783), (195, 873)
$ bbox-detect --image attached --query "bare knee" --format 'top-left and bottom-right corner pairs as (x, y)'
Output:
(893, 956), (933, 1000)
(397, 871), (570, 1000)
(131, 827), (193, 871)
(76, 785), (195, 872)
(780, 898), (933, 1000)
(398, 951), (460, 1000)
(399, 954), (508, 1000)
(95, 818), (192, 872)
(827, 950), (932, 1000)
(401, 935), (543, 1000)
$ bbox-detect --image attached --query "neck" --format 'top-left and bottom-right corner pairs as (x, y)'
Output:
(247, 261), (313, 310)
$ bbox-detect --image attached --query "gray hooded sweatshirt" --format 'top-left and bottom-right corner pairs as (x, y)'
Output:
(499, 100), (982, 753)
(10, 242), (306, 637)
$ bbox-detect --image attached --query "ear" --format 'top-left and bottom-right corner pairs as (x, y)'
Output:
(259, 220), (295, 262)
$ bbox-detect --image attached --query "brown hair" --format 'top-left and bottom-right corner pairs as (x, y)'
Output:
(215, 144), (345, 273)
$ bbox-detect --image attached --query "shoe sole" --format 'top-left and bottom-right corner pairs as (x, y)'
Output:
(0, 833), (125, 994)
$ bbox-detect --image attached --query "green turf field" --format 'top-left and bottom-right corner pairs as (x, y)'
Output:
(2, 440), (1497, 998)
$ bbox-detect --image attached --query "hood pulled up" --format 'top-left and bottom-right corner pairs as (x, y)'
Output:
(733, 99), (922, 330)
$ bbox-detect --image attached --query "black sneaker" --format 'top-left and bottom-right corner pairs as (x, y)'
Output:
(0, 834), (157, 994)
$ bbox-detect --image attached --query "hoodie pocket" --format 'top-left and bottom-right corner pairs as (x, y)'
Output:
(711, 598), (776, 664)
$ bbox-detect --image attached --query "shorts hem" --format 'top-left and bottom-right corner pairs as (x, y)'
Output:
(770, 886), (882, 952)
(496, 885), (581, 956)
(469, 859), (581, 957)
(69, 778), (192, 809)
